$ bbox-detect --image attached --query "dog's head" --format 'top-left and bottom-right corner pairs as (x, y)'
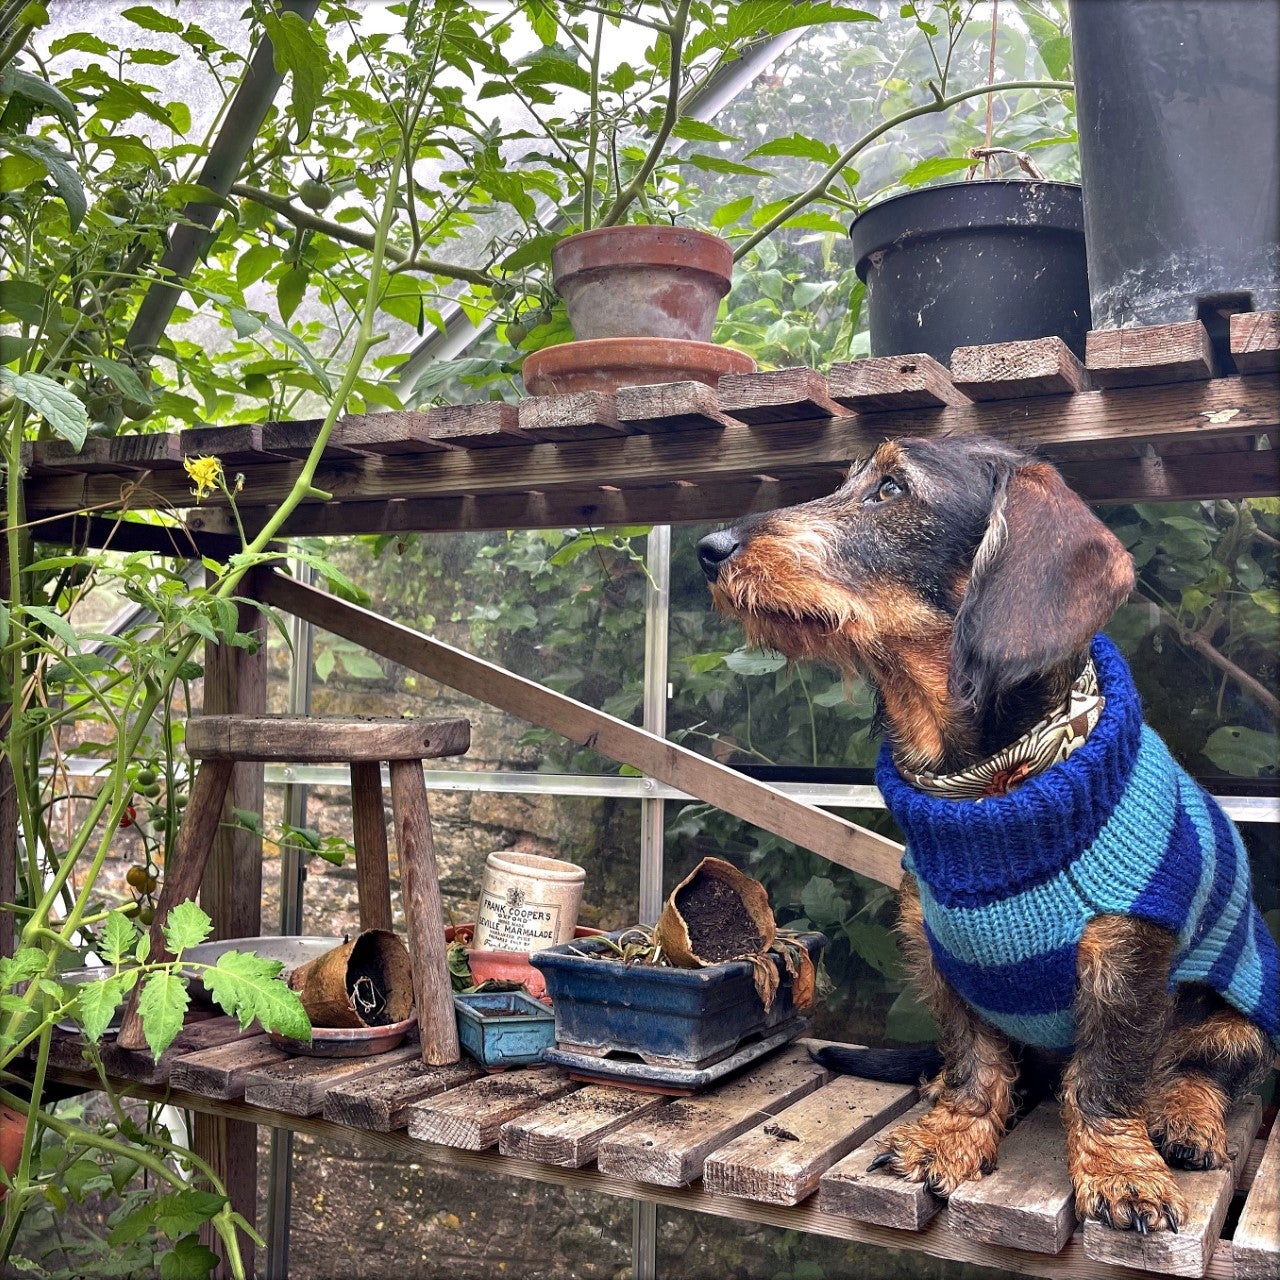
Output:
(698, 436), (1134, 766)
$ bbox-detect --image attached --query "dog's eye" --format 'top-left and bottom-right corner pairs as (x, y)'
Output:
(865, 476), (905, 505)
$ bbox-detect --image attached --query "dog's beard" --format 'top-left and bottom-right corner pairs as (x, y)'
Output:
(710, 576), (866, 673)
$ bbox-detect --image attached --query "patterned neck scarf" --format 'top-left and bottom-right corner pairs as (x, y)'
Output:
(900, 659), (1104, 801)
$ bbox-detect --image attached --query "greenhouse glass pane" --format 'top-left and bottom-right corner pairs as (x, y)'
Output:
(295, 792), (641, 942)
(301, 532), (649, 776)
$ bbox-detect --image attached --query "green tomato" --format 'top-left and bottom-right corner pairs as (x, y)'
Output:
(101, 187), (134, 219)
(505, 320), (528, 348)
(83, 389), (123, 433)
(136, 768), (158, 786)
(121, 396), (153, 423)
(297, 177), (334, 212)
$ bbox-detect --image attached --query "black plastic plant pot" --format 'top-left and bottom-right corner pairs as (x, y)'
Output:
(849, 180), (1090, 366)
(530, 930), (827, 1070)
(1068, 0), (1280, 331)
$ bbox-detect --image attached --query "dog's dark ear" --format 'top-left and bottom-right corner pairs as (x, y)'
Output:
(952, 461), (1134, 707)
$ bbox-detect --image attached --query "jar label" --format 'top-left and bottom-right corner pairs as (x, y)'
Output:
(477, 886), (562, 951)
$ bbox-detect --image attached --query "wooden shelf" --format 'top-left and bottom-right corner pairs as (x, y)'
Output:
(18, 319), (1279, 553)
(42, 1022), (1277, 1280)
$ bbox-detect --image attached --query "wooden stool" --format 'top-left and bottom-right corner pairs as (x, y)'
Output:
(116, 715), (471, 1064)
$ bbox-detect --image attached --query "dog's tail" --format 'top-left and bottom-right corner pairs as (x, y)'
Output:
(810, 1044), (943, 1083)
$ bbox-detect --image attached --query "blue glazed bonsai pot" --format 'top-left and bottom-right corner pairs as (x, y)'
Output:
(530, 930), (827, 1069)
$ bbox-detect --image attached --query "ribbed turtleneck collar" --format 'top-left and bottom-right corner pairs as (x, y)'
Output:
(875, 635), (1145, 906)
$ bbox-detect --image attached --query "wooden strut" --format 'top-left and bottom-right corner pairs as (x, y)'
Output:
(254, 570), (907, 889)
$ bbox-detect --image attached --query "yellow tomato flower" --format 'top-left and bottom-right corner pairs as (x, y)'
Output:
(183, 454), (223, 502)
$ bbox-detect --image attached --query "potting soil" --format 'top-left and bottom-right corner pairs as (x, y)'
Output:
(674, 875), (765, 962)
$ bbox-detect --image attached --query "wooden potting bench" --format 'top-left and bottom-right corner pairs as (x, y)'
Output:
(9, 314), (1280, 1279)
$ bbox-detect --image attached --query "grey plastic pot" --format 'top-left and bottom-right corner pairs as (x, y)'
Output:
(1069, 0), (1280, 330)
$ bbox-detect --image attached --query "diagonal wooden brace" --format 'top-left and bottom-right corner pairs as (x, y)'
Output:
(256, 569), (905, 889)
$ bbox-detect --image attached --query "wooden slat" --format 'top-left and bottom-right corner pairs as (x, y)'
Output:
(261, 419), (369, 460)
(32, 513), (247, 560)
(42, 1063), (1254, 1280)
(331, 413), (456, 455)
(47, 1017), (248, 1087)
(175, 424), (276, 465)
(827, 354), (971, 410)
(950, 337), (1091, 400)
(169, 1034), (289, 1099)
(716, 368), (844, 422)
(598, 1044), (829, 1187)
(322, 1058), (483, 1132)
(31, 434), (185, 474)
(1059, 449), (1280, 504)
(25, 376), (1279, 519)
(184, 714), (470, 763)
(819, 1098), (943, 1231)
(1232, 1115), (1280, 1280)
(242, 1042), (422, 1116)
(1086, 322), (1216, 388)
(184, 475), (842, 541)
(1230, 312), (1280, 374)
(948, 1103), (1076, 1254)
(1082, 1095), (1262, 1277)
(406, 1067), (578, 1150)
(416, 402), (530, 448)
(702, 1075), (917, 1206)
(256, 570), (907, 889)
(517, 391), (628, 441)
(499, 1084), (667, 1168)
(614, 380), (739, 432)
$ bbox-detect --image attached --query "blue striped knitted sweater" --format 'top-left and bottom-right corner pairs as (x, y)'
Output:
(877, 635), (1280, 1053)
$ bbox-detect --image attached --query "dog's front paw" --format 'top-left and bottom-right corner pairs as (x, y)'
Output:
(1069, 1116), (1188, 1233)
(869, 1102), (1001, 1196)
(1147, 1075), (1231, 1171)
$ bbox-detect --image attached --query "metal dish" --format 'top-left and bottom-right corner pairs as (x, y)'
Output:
(53, 935), (344, 1032)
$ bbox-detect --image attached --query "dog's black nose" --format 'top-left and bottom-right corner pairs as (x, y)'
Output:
(697, 530), (740, 580)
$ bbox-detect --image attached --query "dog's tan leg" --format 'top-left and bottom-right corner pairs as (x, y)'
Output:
(872, 877), (1017, 1194)
(1146, 1000), (1272, 1170)
(1063, 916), (1187, 1233)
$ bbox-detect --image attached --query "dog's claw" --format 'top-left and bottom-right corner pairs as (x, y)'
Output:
(1135, 1216), (1149, 1236)
(867, 1151), (895, 1172)
(1164, 1209), (1179, 1234)
(1097, 1203), (1114, 1230)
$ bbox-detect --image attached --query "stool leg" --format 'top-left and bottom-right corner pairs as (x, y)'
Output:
(387, 759), (459, 1065)
(349, 761), (393, 933)
(117, 758), (234, 1051)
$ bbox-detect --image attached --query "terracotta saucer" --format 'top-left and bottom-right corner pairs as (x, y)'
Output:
(522, 337), (755, 397)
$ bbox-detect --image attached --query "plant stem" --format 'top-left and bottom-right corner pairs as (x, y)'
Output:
(1134, 588), (1280, 719)
(733, 78), (1073, 261)
(595, 0), (691, 227)
(581, 8), (605, 232)
(229, 184), (495, 287)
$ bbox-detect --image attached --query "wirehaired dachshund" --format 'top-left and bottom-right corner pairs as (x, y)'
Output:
(698, 435), (1277, 1235)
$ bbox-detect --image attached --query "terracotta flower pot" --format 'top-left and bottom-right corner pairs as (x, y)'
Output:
(552, 225), (734, 342)
(521, 336), (754, 397)
(446, 923), (605, 1004)
(1, 1102), (25, 1201)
